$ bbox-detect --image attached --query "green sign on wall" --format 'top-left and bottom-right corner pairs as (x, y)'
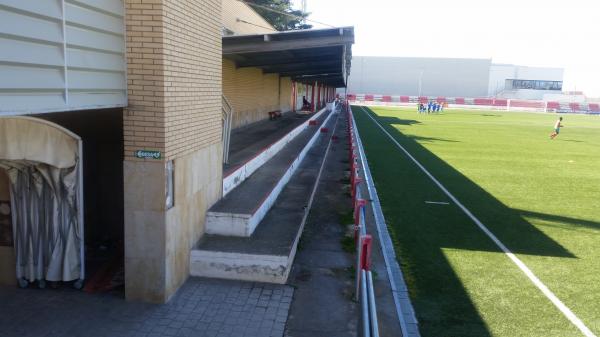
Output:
(134, 150), (161, 159)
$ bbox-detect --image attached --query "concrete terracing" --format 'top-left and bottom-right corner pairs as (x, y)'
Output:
(223, 108), (327, 196)
(207, 109), (332, 237)
(191, 109), (338, 283)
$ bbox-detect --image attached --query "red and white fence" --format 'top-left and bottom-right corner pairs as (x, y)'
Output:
(343, 94), (600, 114)
(344, 101), (380, 337)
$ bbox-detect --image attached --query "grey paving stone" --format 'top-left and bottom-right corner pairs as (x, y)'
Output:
(0, 277), (294, 337)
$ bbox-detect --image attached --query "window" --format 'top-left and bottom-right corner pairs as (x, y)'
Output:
(509, 79), (562, 91)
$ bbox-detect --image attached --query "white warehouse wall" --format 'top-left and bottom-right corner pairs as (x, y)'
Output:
(347, 56), (492, 97)
(0, 0), (126, 115)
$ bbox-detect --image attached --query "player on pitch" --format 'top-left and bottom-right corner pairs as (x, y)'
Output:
(550, 117), (563, 139)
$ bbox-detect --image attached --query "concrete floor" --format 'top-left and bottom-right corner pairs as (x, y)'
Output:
(284, 111), (403, 337)
(284, 112), (359, 337)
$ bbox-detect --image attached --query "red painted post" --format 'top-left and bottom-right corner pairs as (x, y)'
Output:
(316, 83), (321, 110)
(353, 199), (367, 243)
(354, 199), (366, 225)
(352, 177), (363, 201)
(360, 235), (373, 270)
(311, 82), (316, 112)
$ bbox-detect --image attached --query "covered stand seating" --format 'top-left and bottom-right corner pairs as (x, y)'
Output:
(0, 117), (84, 288)
(191, 27), (354, 283)
(221, 26), (354, 162)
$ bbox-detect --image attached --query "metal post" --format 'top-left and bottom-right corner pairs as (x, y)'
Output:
(355, 235), (363, 300)
(361, 270), (371, 337)
(418, 69), (424, 98)
(317, 83), (321, 110)
(367, 271), (380, 337)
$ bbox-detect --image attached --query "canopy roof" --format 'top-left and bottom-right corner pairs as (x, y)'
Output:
(223, 27), (354, 88)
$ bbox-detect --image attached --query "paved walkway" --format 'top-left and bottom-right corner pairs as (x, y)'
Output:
(284, 110), (404, 337)
(0, 278), (293, 337)
(284, 112), (359, 337)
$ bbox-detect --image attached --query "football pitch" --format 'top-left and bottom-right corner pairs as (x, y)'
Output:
(352, 105), (600, 337)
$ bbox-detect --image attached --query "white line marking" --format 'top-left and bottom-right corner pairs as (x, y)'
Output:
(359, 106), (596, 337)
(425, 201), (450, 205)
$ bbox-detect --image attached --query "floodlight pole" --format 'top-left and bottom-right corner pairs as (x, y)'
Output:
(418, 69), (424, 97)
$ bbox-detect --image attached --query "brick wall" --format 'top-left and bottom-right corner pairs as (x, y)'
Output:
(162, 0), (222, 159)
(124, 0), (222, 161)
(124, 0), (166, 160)
(223, 59), (293, 129)
(123, 0), (223, 303)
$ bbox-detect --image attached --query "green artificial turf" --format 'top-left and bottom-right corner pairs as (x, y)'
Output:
(352, 106), (600, 337)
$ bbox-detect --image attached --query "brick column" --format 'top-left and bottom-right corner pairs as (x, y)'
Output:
(123, 0), (223, 303)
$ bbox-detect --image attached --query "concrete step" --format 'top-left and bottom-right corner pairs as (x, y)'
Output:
(190, 111), (339, 283)
(223, 108), (328, 197)
(205, 108), (333, 237)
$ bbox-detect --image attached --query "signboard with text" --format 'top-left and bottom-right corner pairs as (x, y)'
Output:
(134, 150), (161, 159)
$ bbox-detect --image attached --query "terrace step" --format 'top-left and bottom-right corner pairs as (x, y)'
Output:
(205, 108), (333, 237)
(191, 111), (338, 283)
(223, 108), (328, 196)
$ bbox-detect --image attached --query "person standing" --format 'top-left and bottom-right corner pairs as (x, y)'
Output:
(550, 117), (564, 139)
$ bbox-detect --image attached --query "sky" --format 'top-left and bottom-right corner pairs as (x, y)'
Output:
(292, 0), (600, 97)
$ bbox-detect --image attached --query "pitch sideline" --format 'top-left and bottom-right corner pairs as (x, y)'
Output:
(358, 105), (596, 337)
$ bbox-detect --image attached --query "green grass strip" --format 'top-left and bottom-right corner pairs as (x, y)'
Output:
(353, 106), (598, 337)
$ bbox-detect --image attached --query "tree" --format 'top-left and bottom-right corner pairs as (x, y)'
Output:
(246, 0), (312, 31)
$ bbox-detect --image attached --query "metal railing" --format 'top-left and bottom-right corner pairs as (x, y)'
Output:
(346, 101), (380, 337)
(222, 95), (233, 164)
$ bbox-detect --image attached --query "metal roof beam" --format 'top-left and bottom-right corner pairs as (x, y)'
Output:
(235, 54), (339, 68)
(262, 60), (340, 74)
(223, 35), (354, 55)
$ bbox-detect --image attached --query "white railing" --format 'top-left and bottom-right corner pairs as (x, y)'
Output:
(222, 95), (233, 164)
(346, 101), (380, 337)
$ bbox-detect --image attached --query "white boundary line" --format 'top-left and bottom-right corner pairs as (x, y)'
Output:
(358, 106), (596, 337)
(424, 201), (450, 205)
(351, 109), (420, 336)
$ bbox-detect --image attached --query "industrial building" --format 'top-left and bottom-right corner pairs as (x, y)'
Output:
(347, 56), (565, 100)
(0, 0), (353, 303)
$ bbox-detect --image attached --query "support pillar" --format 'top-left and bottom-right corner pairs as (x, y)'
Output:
(316, 83), (321, 110)
(123, 0), (223, 303)
(311, 82), (316, 112)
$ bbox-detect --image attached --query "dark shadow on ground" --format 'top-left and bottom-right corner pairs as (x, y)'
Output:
(359, 106), (573, 258)
(352, 106), (576, 337)
(373, 116), (421, 126)
(405, 135), (460, 143)
(516, 209), (600, 231)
